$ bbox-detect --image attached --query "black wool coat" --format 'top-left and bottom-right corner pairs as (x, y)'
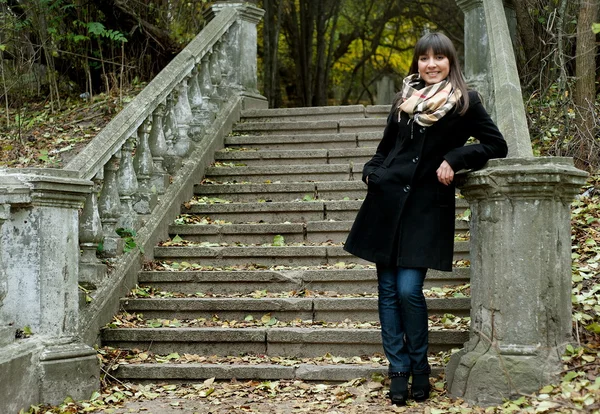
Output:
(343, 91), (508, 271)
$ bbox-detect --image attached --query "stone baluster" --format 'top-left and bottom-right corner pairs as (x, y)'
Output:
(163, 93), (182, 174)
(217, 40), (233, 97)
(148, 103), (170, 194)
(188, 66), (212, 142)
(117, 135), (139, 229)
(78, 178), (106, 289)
(98, 155), (124, 257)
(208, 51), (225, 109)
(224, 25), (243, 95)
(199, 57), (219, 115)
(133, 119), (158, 214)
(0, 204), (15, 347)
(173, 77), (193, 157)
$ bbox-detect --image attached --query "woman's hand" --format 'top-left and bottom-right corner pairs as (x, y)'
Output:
(436, 160), (454, 186)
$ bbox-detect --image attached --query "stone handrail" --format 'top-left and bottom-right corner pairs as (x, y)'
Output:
(0, 2), (266, 410)
(66, 7), (238, 180)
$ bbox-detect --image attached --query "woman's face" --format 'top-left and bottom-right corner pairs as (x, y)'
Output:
(417, 49), (450, 85)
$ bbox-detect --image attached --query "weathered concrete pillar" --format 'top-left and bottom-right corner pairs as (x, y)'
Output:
(446, 0), (588, 405)
(457, 0), (491, 103)
(206, 2), (268, 109)
(447, 158), (587, 404)
(2, 171), (91, 336)
(0, 170), (100, 406)
(0, 203), (15, 347)
(457, 0), (520, 120)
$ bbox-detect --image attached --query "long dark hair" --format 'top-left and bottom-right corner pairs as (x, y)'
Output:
(400, 32), (470, 116)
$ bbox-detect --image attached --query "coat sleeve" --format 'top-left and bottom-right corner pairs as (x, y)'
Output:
(443, 92), (508, 172)
(361, 109), (399, 183)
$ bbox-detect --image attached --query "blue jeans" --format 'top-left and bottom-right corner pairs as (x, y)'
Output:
(377, 264), (430, 374)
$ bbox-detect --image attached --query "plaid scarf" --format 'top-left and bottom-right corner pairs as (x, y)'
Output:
(398, 74), (461, 127)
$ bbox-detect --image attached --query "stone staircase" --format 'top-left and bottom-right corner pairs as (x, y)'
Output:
(101, 105), (472, 383)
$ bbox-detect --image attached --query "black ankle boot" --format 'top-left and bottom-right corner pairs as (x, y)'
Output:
(388, 372), (409, 406)
(411, 373), (431, 401)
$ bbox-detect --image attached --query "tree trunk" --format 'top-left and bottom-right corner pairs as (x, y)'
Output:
(262, 0), (283, 107)
(513, 0), (540, 83)
(573, 0), (599, 170)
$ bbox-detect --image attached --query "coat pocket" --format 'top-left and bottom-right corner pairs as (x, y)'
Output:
(367, 167), (388, 193)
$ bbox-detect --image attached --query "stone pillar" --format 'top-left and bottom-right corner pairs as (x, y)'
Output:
(206, 2), (268, 109)
(1, 172), (92, 337)
(376, 75), (396, 105)
(0, 204), (15, 347)
(456, 0), (491, 104)
(446, 158), (588, 405)
(0, 172), (100, 404)
(457, 0), (520, 121)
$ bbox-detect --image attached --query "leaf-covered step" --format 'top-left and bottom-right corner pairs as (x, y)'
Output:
(204, 164), (353, 183)
(233, 120), (340, 135)
(224, 132), (379, 150)
(112, 362), (392, 383)
(240, 105), (368, 122)
(168, 222), (307, 244)
(152, 242), (470, 266)
(194, 181), (367, 202)
(214, 148), (375, 166)
(137, 267), (471, 293)
(178, 202), (470, 227)
(102, 348), (445, 382)
(99, 347), (448, 384)
(232, 119), (386, 136)
(180, 200), (363, 222)
(102, 327), (468, 357)
(168, 220), (468, 244)
(117, 296), (470, 321)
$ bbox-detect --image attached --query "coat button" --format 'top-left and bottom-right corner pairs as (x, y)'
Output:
(403, 185), (411, 193)
(412, 157), (419, 164)
(419, 127), (425, 133)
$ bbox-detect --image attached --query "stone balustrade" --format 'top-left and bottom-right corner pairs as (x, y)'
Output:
(0, 3), (266, 411)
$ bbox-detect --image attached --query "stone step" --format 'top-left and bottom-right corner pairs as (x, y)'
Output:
(153, 243), (470, 266)
(111, 362), (442, 383)
(204, 164), (355, 183)
(214, 148), (374, 166)
(181, 200), (469, 224)
(194, 181), (470, 209)
(239, 105), (389, 123)
(232, 119), (387, 136)
(224, 132), (379, 150)
(240, 105), (368, 122)
(102, 327), (468, 357)
(138, 268), (471, 293)
(117, 296), (470, 321)
(194, 181), (367, 202)
(168, 220), (470, 244)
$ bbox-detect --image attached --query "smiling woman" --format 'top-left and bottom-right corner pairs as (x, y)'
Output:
(343, 32), (508, 407)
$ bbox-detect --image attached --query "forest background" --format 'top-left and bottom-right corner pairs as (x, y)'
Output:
(0, 0), (598, 170)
